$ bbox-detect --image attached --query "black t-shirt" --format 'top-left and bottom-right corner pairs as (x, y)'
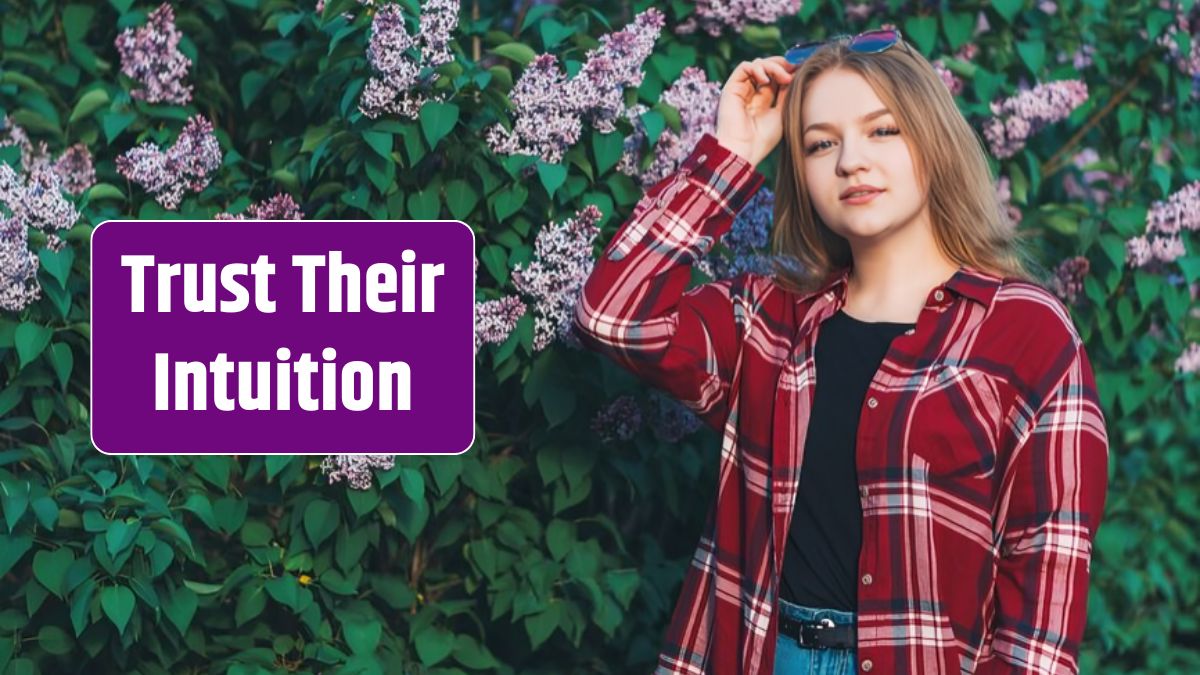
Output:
(779, 308), (916, 611)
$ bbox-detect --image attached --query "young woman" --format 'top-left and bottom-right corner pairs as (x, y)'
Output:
(574, 28), (1109, 675)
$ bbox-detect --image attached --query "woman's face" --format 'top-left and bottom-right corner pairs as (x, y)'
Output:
(799, 68), (928, 245)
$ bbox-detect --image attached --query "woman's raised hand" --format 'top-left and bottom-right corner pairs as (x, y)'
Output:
(714, 56), (797, 167)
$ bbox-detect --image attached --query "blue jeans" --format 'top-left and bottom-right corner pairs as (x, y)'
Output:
(773, 598), (858, 675)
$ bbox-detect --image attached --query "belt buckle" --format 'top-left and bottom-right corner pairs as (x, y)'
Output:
(798, 617), (836, 650)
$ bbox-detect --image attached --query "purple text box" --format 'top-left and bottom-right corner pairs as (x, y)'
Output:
(91, 219), (475, 455)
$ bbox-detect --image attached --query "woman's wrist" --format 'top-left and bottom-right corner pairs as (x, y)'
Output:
(712, 135), (758, 167)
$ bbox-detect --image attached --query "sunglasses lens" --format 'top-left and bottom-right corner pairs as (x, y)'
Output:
(850, 29), (899, 52)
(785, 42), (821, 65)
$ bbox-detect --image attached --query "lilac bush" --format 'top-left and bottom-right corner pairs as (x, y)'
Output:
(358, 0), (459, 120)
(674, 0), (801, 37)
(619, 66), (721, 187)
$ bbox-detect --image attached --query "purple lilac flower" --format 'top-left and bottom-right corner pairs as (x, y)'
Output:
(51, 144), (96, 196)
(1175, 342), (1200, 375)
(1061, 148), (1128, 206)
(486, 9), (665, 163)
(983, 80), (1089, 159)
(358, 0), (459, 120)
(932, 60), (964, 96)
(1156, 1), (1200, 98)
(320, 454), (396, 490)
(1037, 0), (1057, 13)
(114, 3), (193, 105)
(0, 220), (41, 312)
(648, 390), (703, 443)
(619, 66), (721, 187)
(1048, 256), (1090, 305)
(215, 193), (304, 220)
(1127, 180), (1200, 269)
(474, 294), (526, 352)
(116, 114), (222, 210)
(0, 163), (80, 311)
(591, 395), (643, 444)
(698, 187), (775, 279)
(511, 205), (601, 351)
(995, 175), (1022, 226)
(674, 0), (801, 37)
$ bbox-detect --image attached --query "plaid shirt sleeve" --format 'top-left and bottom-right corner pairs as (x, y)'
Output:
(980, 340), (1110, 674)
(573, 133), (765, 430)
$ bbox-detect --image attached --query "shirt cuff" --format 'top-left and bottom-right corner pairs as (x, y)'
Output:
(679, 133), (767, 216)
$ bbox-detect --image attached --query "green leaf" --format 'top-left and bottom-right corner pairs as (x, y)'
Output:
(100, 585), (135, 635)
(419, 101), (459, 148)
(524, 605), (559, 649)
(2, 480), (30, 531)
(100, 111), (137, 143)
(37, 625), (72, 655)
(480, 245), (509, 285)
(490, 42), (538, 66)
(640, 109), (665, 147)
(545, 519), (574, 561)
(162, 584), (198, 635)
(1016, 41), (1045, 75)
(265, 456), (295, 482)
(86, 182), (125, 201)
(537, 161), (567, 198)
(407, 186), (441, 220)
(1106, 205), (1147, 238)
(603, 568), (640, 609)
(941, 12), (974, 50)
(47, 343), (73, 391)
(63, 4), (96, 43)
(235, 582), (267, 626)
(277, 11), (305, 37)
(345, 619), (383, 655)
(361, 130), (393, 159)
(992, 0), (1024, 23)
(413, 625), (454, 665)
(538, 18), (575, 49)
(15, 322), (52, 369)
(445, 179), (479, 221)
(105, 519), (140, 558)
(68, 89), (109, 124)
(0, 534), (32, 577)
(399, 468), (425, 502)
(33, 548), (74, 597)
(491, 183), (527, 222)
(903, 16), (938, 56)
(240, 71), (270, 108)
(592, 132), (623, 175)
(304, 499), (339, 548)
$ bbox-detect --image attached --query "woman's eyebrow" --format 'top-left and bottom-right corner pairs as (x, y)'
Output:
(803, 108), (893, 135)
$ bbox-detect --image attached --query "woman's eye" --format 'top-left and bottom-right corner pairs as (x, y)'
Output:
(805, 126), (901, 154)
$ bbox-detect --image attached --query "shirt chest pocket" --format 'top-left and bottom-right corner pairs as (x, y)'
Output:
(909, 363), (1009, 481)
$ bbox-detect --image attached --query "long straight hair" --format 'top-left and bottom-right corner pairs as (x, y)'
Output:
(770, 37), (1046, 294)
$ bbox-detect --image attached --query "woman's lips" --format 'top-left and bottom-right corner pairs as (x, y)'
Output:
(841, 189), (884, 205)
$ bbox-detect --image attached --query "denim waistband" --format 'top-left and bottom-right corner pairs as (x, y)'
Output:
(777, 597), (856, 627)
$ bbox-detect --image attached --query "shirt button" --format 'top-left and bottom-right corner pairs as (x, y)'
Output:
(934, 289), (945, 302)
(861, 573), (873, 585)
(697, 153), (708, 163)
(904, 328), (915, 335)
(862, 659), (874, 671)
(866, 397), (878, 408)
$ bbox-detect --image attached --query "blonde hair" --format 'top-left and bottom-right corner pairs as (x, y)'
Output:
(770, 36), (1046, 294)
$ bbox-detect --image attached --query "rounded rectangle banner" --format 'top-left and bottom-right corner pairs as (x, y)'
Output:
(91, 219), (475, 455)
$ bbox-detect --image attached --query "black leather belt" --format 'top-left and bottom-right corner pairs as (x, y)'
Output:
(779, 615), (857, 650)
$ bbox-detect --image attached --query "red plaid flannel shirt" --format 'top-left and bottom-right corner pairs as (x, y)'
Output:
(574, 133), (1109, 674)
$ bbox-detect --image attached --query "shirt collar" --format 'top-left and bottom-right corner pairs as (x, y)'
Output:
(794, 262), (1002, 310)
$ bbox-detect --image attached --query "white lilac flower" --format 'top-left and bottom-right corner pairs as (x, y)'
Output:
(1175, 341), (1200, 375)
(994, 175), (1022, 226)
(1156, 1), (1200, 97)
(474, 294), (526, 352)
(0, 163), (80, 311)
(674, 0), (802, 37)
(591, 395), (643, 444)
(0, 219), (41, 312)
(116, 114), (222, 210)
(114, 3), (194, 105)
(358, 0), (459, 120)
(486, 9), (664, 164)
(933, 60), (964, 96)
(511, 205), (601, 351)
(215, 193), (304, 220)
(618, 66), (721, 188)
(983, 80), (1089, 159)
(320, 454), (396, 490)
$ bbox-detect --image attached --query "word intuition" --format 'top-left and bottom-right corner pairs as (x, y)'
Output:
(121, 250), (444, 313)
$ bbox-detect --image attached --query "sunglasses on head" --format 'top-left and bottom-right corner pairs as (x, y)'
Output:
(784, 28), (911, 66)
